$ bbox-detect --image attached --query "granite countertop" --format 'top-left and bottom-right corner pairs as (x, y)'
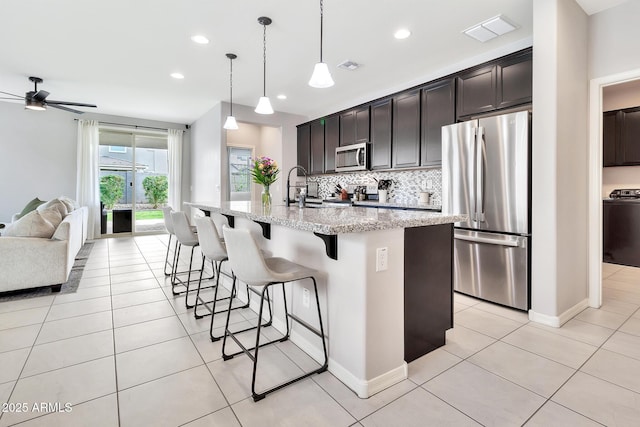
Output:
(351, 200), (442, 211)
(187, 201), (466, 235)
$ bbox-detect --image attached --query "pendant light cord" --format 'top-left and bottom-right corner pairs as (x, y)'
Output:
(229, 57), (233, 116)
(320, 0), (324, 62)
(262, 23), (267, 97)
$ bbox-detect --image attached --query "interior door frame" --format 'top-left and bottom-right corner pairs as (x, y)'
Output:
(226, 144), (255, 202)
(588, 67), (640, 307)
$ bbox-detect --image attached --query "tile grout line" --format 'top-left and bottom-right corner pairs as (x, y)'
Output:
(105, 240), (123, 427)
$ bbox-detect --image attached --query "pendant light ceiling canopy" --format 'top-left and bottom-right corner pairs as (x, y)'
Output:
(309, 0), (334, 88)
(255, 16), (274, 115)
(223, 53), (239, 130)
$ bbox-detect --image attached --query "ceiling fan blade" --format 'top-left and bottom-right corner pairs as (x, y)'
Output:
(47, 104), (84, 114)
(0, 90), (24, 98)
(46, 100), (97, 108)
(33, 90), (50, 102)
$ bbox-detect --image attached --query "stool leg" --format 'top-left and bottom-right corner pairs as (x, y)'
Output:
(193, 254), (207, 318)
(251, 285), (270, 402)
(221, 274), (238, 360)
(281, 282), (291, 340)
(171, 243), (182, 291)
(163, 234), (173, 276)
(185, 246), (197, 308)
(311, 277), (329, 371)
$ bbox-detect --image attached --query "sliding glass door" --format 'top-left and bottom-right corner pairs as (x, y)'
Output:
(99, 128), (168, 235)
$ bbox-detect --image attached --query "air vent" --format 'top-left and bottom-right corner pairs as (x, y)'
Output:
(337, 60), (360, 71)
(463, 15), (517, 43)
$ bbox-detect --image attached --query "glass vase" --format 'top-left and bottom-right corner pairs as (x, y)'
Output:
(261, 185), (272, 211)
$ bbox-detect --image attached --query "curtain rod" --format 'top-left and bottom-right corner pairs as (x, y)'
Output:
(73, 119), (189, 131)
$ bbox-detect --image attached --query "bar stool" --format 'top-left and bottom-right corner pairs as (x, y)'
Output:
(170, 211), (210, 308)
(221, 226), (328, 402)
(161, 206), (178, 277)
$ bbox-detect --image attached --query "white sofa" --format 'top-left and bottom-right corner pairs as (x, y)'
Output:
(0, 206), (88, 293)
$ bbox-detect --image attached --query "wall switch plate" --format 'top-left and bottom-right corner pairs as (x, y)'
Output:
(302, 288), (310, 308)
(376, 247), (388, 272)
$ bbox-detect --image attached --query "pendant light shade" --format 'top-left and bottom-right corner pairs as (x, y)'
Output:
(223, 53), (239, 130)
(255, 16), (274, 115)
(223, 115), (238, 130)
(309, 0), (334, 88)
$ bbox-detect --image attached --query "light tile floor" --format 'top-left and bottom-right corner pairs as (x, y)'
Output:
(1, 236), (640, 426)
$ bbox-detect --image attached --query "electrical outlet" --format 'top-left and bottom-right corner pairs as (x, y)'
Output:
(302, 287), (310, 308)
(376, 247), (388, 272)
(426, 179), (433, 190)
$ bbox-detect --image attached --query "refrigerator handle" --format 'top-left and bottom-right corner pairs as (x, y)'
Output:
(454, 232), (522, 248)
(476, 127), (486, 223)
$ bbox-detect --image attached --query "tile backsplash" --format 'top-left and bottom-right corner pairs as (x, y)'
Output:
(309, 169), (442, 205)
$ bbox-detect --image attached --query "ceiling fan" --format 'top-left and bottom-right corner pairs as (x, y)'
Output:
(0, 76), (97, 114)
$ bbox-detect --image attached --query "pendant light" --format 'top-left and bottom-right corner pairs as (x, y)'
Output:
(255, 16), (274, 115)
(223, 53), (239, 130)
(308, 0), (334, 88)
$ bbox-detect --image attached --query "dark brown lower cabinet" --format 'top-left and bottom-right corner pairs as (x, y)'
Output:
(404, 224), (453, 362)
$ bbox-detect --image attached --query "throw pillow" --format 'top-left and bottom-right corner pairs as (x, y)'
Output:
(16, 197), (46, 220)
(58, 196), (80, 212)
(4, 209), (56, 238)
(37, 198), (68, 218)
(39, 206), (63, 229)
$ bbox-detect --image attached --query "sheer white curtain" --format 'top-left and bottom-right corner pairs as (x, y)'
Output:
(168, 129), (183, 211)
(76, 120), (100, 239)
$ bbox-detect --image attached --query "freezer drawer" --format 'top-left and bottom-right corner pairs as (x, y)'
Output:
(454, 229), (529, 311)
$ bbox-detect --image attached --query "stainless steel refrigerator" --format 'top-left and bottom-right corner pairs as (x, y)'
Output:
(442, 110), (530, 311)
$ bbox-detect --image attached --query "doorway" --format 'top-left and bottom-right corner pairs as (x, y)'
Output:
(227, 146), (254, 202)
(588, 70), (640, 307)
(99, 128), (169, 236)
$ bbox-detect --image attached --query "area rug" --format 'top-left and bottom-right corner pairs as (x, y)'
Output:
(0, 241), (94, 302)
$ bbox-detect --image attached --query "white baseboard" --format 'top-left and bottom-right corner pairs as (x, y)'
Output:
(328, 359), (407, 399)
(528, 298), (589, 327)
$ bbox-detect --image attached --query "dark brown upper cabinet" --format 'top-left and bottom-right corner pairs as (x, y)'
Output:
(296, 124), (310, 176)
(456, 65), (497, 119)
(324, 115), (339, 173)
(310, 120), (325, 175)
(340, 106), (370, 146)
(603, 110), (618, 167)
(393, 89), (421, 168)
(370, 98), (393, 170)
(421, 78), (455, 166)
(603, 107), (640, 167)
(497, 50), (533, 110)
(457, 48), (532, 120)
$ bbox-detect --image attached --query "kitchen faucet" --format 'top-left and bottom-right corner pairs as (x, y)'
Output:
(286, 165), (307, 207)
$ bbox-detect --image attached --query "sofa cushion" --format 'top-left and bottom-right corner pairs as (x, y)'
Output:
(16, 197), (46, 220)
(3, 209), (57, 238)
(37, 199), (68, 218)
(58, 196), (79, 212)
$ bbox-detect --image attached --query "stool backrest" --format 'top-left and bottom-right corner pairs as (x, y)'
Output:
(194, 217), (227, 262)
(171, 211), (199, 246)
(162, 206), (174, 234)
(222, 226), (271, 286)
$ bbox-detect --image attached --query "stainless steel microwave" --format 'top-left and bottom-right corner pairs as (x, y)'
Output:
(335, 142), (369, 172)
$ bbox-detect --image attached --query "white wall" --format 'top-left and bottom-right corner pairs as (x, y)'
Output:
(0, 101), (190, 221)
(589, 1), (640, 80)
(189, 101), (306, 207)
(530, 0), (589, 323)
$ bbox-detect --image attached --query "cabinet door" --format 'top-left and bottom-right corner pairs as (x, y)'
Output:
(355, 105), (370, 143)
(497, 51), (532, 109)
(310, 120), (325, 175)
(620, 107), (640, 165)
(340, 110), (356, 146)
(421, 79), (455, 166)
(603, 111), (618, 167)
(456, 65), (497, 119)
(324, 115), (339, 173)
(371, 99), (392, 169)
(393, 90), (421, 168)
(296, 124), (310, 176)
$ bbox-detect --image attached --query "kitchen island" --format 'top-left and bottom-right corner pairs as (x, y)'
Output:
(187, 201), (464, 398)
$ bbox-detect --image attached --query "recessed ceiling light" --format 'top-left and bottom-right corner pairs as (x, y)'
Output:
(394, 29), (411, 40)
(191, 35), (210, 44)
(277, 94), (287, 100)
(170, 72), (185, 79)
